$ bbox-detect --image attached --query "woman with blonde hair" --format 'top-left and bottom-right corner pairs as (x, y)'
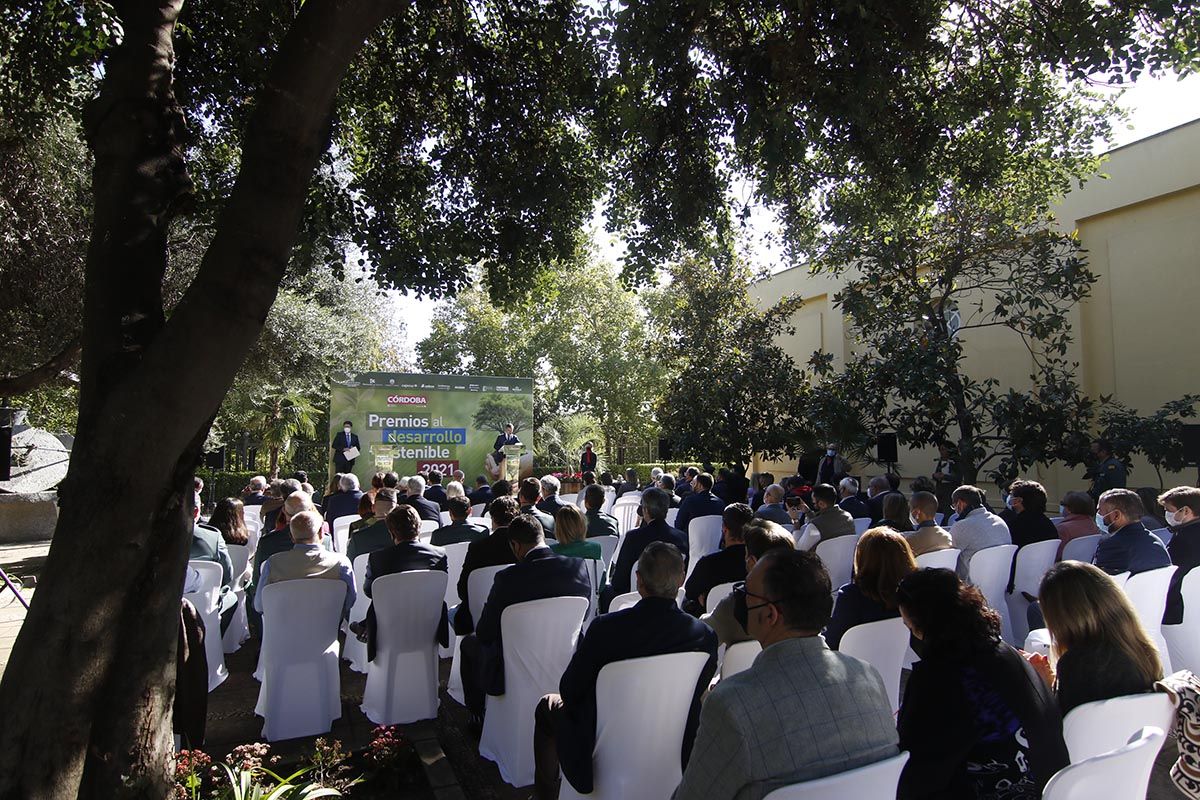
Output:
(550, 505), (602, 562)
(445, 480), (466, 500)
(823, 527), (917, 649)
(1032, 560), (1162, 714)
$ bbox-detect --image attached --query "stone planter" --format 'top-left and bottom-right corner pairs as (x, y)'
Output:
(0, 491), (59, 543)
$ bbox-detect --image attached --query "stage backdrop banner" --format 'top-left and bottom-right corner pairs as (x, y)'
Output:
(328, 372), (534, 486)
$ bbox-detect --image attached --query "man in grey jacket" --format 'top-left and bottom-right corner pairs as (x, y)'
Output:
(674, 549), (898, 800)
(947, 485), (1011, 581)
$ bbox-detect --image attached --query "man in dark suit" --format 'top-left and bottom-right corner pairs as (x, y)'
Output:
(454, 496), (521, 636)
(401, 475), (442, 523)
(535, 475), (572, 518)
(520, 477), (557, 537)
(837, 477), (871, 519)
(580, 443), (598, 474)
(323, 472), (364, 533)
(460, 514), (591, 718)
(356, 504), (449, 660)
(332, 420), (361, 473)
(492, 423), (522, 453)
(865, 475), (901, 524)
(431, 496), (489, 546)
(683, 503), (753, 616)
(659, 474), (683, 507)
(424, 471), (449, 511)
(753, 483), (792, 526)
(533, 542), (718, 799)
(675, 472), (726, 536)
(582, 485), (619, 538)
(468, 475), (494, 508)
(616, 468), (640, 498)
(601, 488), (688, 610)
(242, 475), (268, 506)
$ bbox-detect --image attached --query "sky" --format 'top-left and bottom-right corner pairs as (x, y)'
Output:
(388, 70), (1200, 355)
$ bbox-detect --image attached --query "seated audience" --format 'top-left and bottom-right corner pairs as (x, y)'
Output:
(402, 475), (442, 523)
(368, 471), (386, 501)
(754, 483), (791, 526)
(675, 472), (726, 534)
(519, 477), (557, 536)
(676, 550), (899, 800)
(837, 477), (872, 519)
(1001, 479), (1058, 548)
(866, 475), (902, 524)
(881, 492), (914, 533)
(905, 491), (953, 556)
(616, 468), (640, 498)
(255, 509), (356, 618)
(323, 472), (364, 531)
(1136, 486), (1168, 531)
(492, 478), (513, 500)
(601, 488), (687, 609)
(445, 480), (467, 502)
(582, 484), (619, 538)
(790, 483), (856, 543)
(1159, 486), (1200, 625)
(207, 497), (249, 547)
(823, 527), (916, 649)
(658, 473), (682, 506)
(534, 543), (718, 799)
(241, 475), (268, 506)
(431, 496), (489, 546)
(550, 505), (603, 566)
(948, 485), (1011, 580)
(1053, 490), (1100, 559)
(460, 515), (592, 719)
(1028, 561), (1162, 715)
(702, 520), (795, 647)
(260, 477), (299, 531)
(536, 475), (572, 516)
(683, 503), (754, 616)
(190, 498), (238, 629)
(895, 568), (1068, 799)
(424, 471), (449, 511)
(357, 504), (449, 659)
(454, 496), (521, 636)
(347, 488), (399, 563)
(1092, 488), (1171, 576)
(382, 471), (401, 489)
(749, 472), (773, 510)
(468, 475), (494, 507)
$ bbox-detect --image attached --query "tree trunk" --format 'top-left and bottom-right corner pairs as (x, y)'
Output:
(0, 336), (82, 397)
(0, 2), (400, 797)
(269, 445), (281, 480)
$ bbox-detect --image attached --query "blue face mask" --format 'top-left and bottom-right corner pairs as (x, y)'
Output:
(1096, 511), (1113, 532)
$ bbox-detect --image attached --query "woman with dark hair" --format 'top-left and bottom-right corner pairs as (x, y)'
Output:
(881, 492), (914, 533)
(823, 527), (916, 649)
(896, 568), (1068, 800)
(1003, 479), (1058, 548)
(207, 497), (249, 546)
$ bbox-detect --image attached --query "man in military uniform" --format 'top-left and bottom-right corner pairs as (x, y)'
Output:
(1087, 438), (1127, 501)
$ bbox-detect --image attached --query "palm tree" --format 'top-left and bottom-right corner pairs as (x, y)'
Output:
(248, 387), (319, 479)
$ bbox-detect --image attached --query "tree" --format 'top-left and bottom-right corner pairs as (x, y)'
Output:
(1098, 396), (1200, 489)
(3, 0), (1198, 796)
(245, 388), (319, 479)
(473, 396), (533, 438)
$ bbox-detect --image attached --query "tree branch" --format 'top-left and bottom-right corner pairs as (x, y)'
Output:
(0, 336), (81, 398)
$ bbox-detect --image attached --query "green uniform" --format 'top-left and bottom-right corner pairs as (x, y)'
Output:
(1089, 456), (1128, 500)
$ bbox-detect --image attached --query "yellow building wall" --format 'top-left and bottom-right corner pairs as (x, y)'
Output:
(751, 119), (1200, 502)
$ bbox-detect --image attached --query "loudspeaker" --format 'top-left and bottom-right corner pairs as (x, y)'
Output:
(876, 433), (898, 465)
(0, 427), (10, 482)
(658, 438), (674, 460)
(1182, 424), (1200, 467)
(203, 446), (226, 471)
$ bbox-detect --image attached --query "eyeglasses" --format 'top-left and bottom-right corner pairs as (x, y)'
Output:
(732, 581), (778, 614)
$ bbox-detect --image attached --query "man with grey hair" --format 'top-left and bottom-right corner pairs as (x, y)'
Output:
(242, 475), (269, 506)
(866, 475), (900, 524)
(1093, 488), (1171, 576)
(533, 542), (718, 799)
(648, 466), (664, 488)
(754, 483), (791, 525)
(402, 474), (442, 522)
(948, 485), (1011, 580)
(536, 474), (571, 516)
(837, 477), (871, 519)
(323, 471), (364, 533)
(255, 509), (356, 618)
(601, 488), (688, 610)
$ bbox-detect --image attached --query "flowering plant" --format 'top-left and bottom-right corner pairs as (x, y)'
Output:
(363, 725), (412, 772)
(174, 742), (344, 800)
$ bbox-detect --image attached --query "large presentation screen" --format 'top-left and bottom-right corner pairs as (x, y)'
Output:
(328, 372), (534, 486)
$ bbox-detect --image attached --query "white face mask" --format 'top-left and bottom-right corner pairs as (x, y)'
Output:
(1059, 504), (1066, 517)
(826, 449), (835, 457)
(344, 426), (352, 434)
(909, 513), (919, 528)
(1166, 508), (1187, 527)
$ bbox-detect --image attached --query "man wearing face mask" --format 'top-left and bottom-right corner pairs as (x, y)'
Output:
(816, 444), (851, 488)
(947, 485), (1011, 581)
(701, 520), (795, 647)
(676, 550), (899, 800)
(332, 420), (360, 474)
(1159, 486), (1200, 625)
(905, 491), (953, 556)
(1091, 489), (1170, 577)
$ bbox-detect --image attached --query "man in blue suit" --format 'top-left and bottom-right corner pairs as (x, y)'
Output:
(459, 514), (591, 719)
(332, 420), (360, 473)
(533, 542), (718, 799)
(674, 472), (726, 539)
(601, 488), (688, 610)
(322, 472), (364, 535)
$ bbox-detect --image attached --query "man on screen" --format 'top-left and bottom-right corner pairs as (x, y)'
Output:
(332, 420), (360, 473)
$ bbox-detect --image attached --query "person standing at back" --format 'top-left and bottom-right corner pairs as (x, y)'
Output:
(1086, 438), (1127, 501)
(580, 442), (598, 474)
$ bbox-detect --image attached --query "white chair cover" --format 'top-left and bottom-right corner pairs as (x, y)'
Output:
(915, 548), (960, 571)
(1006, 539), (1060, 644)
(706, 581), (738, 613)
(1041, 727), (1164, 800)
(666, 508), (680, 528)
(1150, 527), (1173, 547)
(838, 617), (909, 713)
(1061, 533), (1102, 564)
(183, 560), (228, 691)
(1123, 566), (1177, 672)
(341, 554), (372, 673)
(419, 519), (439, 535)
(1062, 693), (1175, 763)
(609, 591), (641, 613)
(447, 563), (511, 706)
(795, 524), (820, 552)
(221, 544), (252, 654)
(761, 752), (910, 799)
(592, 536), (619, 571)
(814, 535), (858, 596)
(687, 516), (724, 579)
(616, 503), (641, 536)
(361, 570), (448, 724)
(853, 518), (872, 536)
(720, 640), (762, 679)
(255, 579), (345, 741)
(227, 543), (250, 585)
(934, 512), (945, 525)
(479, 596), (589, 787)
(442, 542), (471, 608)
(332, 515), (353, 555)
(558, 652), (710, 800)
(1164, 567), (1200, 673)
(470, 502), (487, 517)
(575, 491), (587, 509)
(967, 544), (1018, 645)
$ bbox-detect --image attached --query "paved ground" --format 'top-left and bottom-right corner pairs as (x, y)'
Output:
(0, 541), (1185, 799)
